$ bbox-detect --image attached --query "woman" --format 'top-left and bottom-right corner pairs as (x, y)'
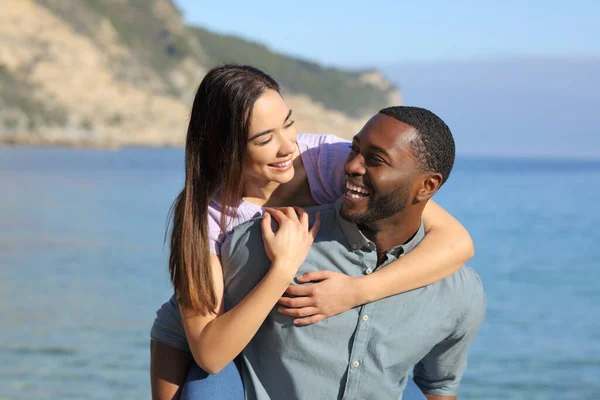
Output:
(151, 65), (473, 400)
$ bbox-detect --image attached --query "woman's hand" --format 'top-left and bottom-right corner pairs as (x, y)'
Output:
(261, 207), (321, 279)
(277, 271), (361, 325)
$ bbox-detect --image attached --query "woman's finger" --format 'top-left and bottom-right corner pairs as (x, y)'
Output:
(264, 207), (288, 225)
(261, 212), (274, 240)
(293, 206), (309, 230)
(278, 306), (320, 318)
(295, 270), (334, 283)
(293, 314), (327, 326)
(281, 206), (299, 221)
(278, 295), (314, 308)
(285, 284), (313, 297)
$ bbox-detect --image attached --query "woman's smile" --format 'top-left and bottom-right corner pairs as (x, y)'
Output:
(268, 158), (294, 172)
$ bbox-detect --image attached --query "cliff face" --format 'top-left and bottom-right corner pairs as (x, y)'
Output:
(0, 0), (402, 147)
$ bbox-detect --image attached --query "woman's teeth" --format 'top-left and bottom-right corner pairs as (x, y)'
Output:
(346, 182), (370, 197)
(270, 160), (292, 168)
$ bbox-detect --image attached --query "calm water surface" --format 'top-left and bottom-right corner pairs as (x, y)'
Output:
(1, 147), (599, 399)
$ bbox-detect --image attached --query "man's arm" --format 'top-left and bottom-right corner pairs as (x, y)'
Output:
(424, 394), (456, 400)
(413, 271), (486, 398)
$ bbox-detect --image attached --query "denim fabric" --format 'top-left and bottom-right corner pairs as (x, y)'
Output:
(180, 361), (244, 400)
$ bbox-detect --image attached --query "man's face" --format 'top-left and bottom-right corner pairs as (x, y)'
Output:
(340, 113), (421, 225)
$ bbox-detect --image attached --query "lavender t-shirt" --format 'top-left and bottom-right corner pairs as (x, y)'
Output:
(207, 133), (350, 254)
(150, 133), (351, 352)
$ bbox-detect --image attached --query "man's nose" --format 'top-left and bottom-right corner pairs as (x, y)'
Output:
(345, 153), (366, 176)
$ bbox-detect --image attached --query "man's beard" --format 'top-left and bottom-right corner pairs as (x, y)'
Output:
(340, 185), (410, 225)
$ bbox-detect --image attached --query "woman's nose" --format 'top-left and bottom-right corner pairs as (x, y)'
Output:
(279, 135), (296, 155)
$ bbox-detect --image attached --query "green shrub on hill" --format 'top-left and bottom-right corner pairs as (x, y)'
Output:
(191, 26), (394, 117)
(31, 0), (396, 117)
(34, 0), (208, 96)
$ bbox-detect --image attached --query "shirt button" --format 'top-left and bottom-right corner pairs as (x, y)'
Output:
(362, 315), (369, 321)
(352, 360), (360, 368)
(352, 244), (358, 250)
(365, 268), (373, 275)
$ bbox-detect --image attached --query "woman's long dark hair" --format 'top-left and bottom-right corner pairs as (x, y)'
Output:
(169, 65), (280, 314)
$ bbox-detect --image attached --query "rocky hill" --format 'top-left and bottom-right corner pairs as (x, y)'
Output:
(0, 0), (401, 147)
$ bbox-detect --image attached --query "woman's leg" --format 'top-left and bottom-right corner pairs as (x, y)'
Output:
(150, 340), (193, 400)
(180, 360), (244, 400)
(403, 377), (427, 400)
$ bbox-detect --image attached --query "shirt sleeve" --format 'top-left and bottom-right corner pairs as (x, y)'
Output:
(413, 277), (486, 396)
(150, 295), (190, 353)
(207, 204), (225, 255)
(297, 133), (351, 204)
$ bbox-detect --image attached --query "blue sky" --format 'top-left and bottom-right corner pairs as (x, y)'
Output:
(175, 0), (600, 68)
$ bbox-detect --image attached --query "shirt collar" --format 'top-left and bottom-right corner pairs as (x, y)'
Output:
(335, 197), (425, 257)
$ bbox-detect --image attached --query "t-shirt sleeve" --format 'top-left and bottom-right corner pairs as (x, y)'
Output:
(413, 277), (486, 396)
(150, 295), (190, 353)
(297, 133), (351, 205)
(207, 206), (225, 255)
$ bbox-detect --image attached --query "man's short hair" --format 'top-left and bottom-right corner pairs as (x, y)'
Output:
(379, 106), (455, 186)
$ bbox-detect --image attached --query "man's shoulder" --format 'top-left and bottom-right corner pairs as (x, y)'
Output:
(222, 202), (340, 257)
(451, 265), (483, 287)
(438, 266), (485, 311)
(446, 265), (484, 291)
(446, 266), (486, 323)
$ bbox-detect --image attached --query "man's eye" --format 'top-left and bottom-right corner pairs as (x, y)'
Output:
(349, 144), (359, 153)
(367, 155), (384, 165)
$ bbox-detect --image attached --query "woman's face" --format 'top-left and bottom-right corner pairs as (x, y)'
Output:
(243, 89), (298, 186)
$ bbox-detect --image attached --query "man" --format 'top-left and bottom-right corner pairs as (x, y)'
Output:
(219, 106), (486, 399)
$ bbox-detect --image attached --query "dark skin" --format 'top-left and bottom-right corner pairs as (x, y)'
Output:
(151, 114), (459, 399)
(342, 114), (455, 400)
(425, 395), (457, 400)
(343, 114), (443, 263)
(150, 341), (193, 400)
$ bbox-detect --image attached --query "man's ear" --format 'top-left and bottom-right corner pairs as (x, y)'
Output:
(415, 173), (443, 201)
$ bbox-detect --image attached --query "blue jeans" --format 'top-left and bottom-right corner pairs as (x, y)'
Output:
(181, 361), (426, 400)
(180, 361), (244, 400)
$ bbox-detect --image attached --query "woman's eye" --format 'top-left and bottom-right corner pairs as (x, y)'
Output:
(284, 120), (295, 129)
(258, 137), (273, 146)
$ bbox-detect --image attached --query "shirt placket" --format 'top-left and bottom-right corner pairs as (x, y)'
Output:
(342, 247), (378, 399)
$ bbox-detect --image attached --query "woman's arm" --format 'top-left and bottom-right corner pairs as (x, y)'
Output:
(278, 200), (473, 325)
(182, 208), (320, 373)
(182, 254), (291, 373)
(355, 199), (473, 301)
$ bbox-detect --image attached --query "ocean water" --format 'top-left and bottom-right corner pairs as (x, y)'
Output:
(1, 146), (599, 400)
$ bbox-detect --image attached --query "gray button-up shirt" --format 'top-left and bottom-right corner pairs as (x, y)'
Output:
(221, 199), (486, 399)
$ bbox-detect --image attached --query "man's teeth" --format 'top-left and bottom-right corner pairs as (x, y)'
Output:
(346, 182), (370, 195)
(271, 160), (292, 168)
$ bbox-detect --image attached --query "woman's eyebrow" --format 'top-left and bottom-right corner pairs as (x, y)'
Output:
(248, 110), (293, 141)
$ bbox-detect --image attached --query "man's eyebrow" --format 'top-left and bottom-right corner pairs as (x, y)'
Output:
(369, 145), (390, 158)
(351, 137), (388, 155)
(248, 109), (293, 141)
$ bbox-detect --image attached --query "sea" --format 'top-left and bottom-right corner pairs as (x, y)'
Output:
(1, 146), (599, 399)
